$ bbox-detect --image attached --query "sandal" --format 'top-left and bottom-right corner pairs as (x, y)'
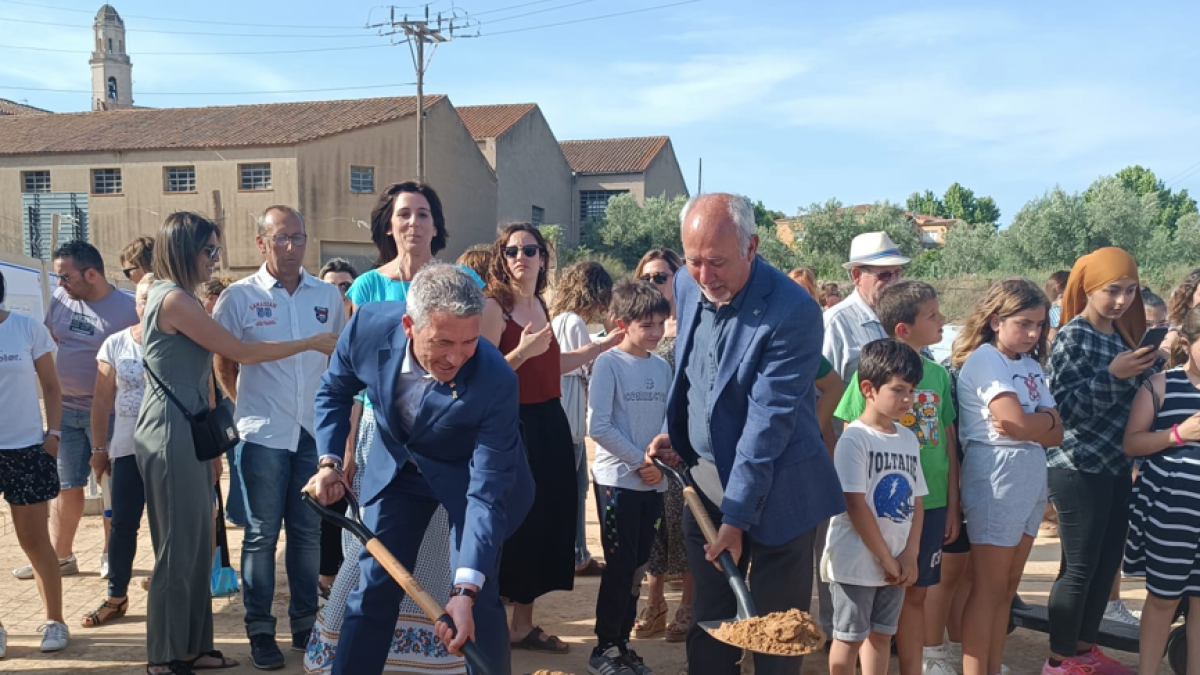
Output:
(666, 604), (692, 643)
(146, 662), (194, 675)
(187, 650), (238, 669)
(81, 597), (129, 628)
(633, 601), (668, 638)
(511, 626), (570, 653)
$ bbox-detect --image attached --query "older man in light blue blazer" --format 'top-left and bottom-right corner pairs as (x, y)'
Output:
(650, 193), (846, 675)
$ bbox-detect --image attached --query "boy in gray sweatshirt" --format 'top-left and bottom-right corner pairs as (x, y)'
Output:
(587, 279), (672, 675)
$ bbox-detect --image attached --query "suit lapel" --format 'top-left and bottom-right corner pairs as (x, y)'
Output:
(377, 325), (409, 445)
(675, 274), (702, 372)
(711, 260), (771, 404)
(409, 353), (476, 442)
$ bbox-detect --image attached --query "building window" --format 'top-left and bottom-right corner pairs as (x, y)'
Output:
(107, 38), (112, 52)
(579, 190), (628, 221)
(21, 170), (51, 193)
(107, 76), (117, 101)
(531, 206), (545, 226)
(91, 168), (122, 195)
(164, 166), (196, 193)
(239, 163), (272, 191)
(350, 166), (374, 194)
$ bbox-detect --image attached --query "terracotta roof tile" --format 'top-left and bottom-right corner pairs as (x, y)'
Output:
(559, 136), (668, 174)
(457, 103), (537, 139)
(0, 98), (51, 116)
(0, 95), (443, 156)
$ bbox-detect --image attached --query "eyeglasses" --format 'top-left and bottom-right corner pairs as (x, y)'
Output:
(863, 267), (903, 283)
(268, 234), (308, 248)
(122, 267), (138, 279)
(58, 268), (93, 284)
(503, 245), (544, 259)
(640, 272), (670, 285)
(202, 245), (222, 261)
(336, 281), (352, 292)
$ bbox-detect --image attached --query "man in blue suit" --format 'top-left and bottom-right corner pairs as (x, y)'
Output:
(649, 193), (846, 675)
(306, 263), (534, 675)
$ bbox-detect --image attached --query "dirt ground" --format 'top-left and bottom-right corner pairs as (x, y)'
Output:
(0, 471), (1168, 675)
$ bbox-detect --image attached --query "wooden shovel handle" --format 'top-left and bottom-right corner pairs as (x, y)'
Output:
(683, 485), (720, 545)
(364, 538), (446, 622)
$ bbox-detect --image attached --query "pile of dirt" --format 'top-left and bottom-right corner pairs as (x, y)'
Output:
(708, 609), (826, 655)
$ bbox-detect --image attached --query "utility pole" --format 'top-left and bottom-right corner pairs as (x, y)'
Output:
(371, 5), (477, 182)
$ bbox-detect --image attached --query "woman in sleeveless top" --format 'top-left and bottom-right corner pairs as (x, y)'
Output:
(1123, 305), (1200, 675)
(137, 212), (336, 675)
(307, 182), (481, 675)
(481, 223), (623, 653)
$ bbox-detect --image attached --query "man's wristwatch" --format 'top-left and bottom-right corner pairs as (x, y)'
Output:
(449, 586), (477, 603)
(318, 458), (343, 474)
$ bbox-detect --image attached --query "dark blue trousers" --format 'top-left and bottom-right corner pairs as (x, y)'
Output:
(332, 464), (511, 675)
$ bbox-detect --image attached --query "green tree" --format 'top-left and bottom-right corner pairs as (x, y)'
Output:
(796, 199), (920, 277)
(940, 222), (1000, 275)
(1081, 176), (1157, 257)
(593, 192), (688, 269)
(943, 182), (977, 222)
(972, 196), (1001, 228)
(1002, 187), (1089, 270)
(752, 200), (787, 230)
(906, 190), (944, 217)
(1110, 165), (1198, 232)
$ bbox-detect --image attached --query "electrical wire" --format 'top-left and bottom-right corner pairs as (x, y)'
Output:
(0, 0), (366, 29)
(476, 0), (599, 25)
(0, 82), (417, 96)
(470, 0), (701, 37)
(0, 16), (375, 38)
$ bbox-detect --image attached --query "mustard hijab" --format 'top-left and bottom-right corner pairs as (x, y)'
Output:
(1059, 247), (1145, 349)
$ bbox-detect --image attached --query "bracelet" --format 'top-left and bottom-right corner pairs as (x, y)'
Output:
(513, 350), (524, 362)
(1172, 424), (1185, 446)
(319, 460), (344, 475)
(92, 446), (108, 454)
(45, 430), (61, 439)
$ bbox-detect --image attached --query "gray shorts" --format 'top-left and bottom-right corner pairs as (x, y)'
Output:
(829, 582), (904, 642)
(961, 443), (1047, 547)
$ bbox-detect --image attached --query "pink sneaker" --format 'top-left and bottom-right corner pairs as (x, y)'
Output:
(1079, 646), (1134, 675)
(1041, 657), (1097, 675)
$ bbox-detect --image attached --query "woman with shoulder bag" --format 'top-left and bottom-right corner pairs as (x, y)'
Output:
(136, 212), (337, 675)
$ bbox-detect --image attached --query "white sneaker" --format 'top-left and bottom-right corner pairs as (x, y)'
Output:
(0, 625), (7, 658)
(13, 555), (78, 580)
(1104, 599), (1140, 625)
(38, 621), (69, 652)
(99, 552), (110, 580)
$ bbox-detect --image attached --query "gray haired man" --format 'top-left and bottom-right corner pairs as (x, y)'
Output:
(307, 263), (534, 675)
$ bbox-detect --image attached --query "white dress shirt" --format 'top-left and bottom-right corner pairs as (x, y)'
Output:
(822, 288), (886, 383)
(213, 264), (346, 451)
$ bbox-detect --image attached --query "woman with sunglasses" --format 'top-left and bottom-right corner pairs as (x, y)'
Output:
(137, 212), (337, 675)
(627, 248), (696, 642)
(120, 236), (154, 283)
(481, 223), (623, 654)
(306, 182), (481, 675)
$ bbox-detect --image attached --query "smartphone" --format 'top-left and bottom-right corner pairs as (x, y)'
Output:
(1138, 327), (1169, 351)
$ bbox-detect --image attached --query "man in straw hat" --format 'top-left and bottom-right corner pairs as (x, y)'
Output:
(822, 231), (911, 383)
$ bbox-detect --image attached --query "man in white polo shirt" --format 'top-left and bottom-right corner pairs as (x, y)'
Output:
(213, 206), (346, 670)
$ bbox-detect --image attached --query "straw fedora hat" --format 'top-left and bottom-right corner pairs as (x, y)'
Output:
(842, 232), (911, 270)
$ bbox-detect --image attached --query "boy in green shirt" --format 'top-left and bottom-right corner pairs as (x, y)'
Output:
(833, 280), (960, 675)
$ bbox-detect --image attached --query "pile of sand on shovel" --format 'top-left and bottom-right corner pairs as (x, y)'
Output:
(709, 609), (826, 656)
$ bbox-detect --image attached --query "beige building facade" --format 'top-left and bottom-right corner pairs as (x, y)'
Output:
(0, 95), (498, 278)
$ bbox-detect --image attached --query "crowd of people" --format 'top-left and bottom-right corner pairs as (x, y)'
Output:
(0, 183), (1197, 675)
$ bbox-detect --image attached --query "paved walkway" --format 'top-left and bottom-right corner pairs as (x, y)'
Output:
(0, 479), (1168, 675)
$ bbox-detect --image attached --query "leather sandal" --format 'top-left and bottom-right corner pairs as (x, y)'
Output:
(187, 650), (238, 670)
(666, 604), (692, 643)
(633, 601), (667, 638)
(146, 662), (194, 675)
(81, 597), (128, 628)
(511, 626), (570, 653)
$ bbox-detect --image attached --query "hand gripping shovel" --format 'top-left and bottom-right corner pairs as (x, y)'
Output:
(651, 457), (825, 656)
(301, 491), (495, 675)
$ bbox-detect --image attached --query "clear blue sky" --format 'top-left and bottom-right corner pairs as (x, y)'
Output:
(3, 0), (1199, 224)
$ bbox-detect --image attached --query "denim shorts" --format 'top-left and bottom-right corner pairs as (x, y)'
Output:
(0, 445), (60, 506)
(58, 406), (113, 490)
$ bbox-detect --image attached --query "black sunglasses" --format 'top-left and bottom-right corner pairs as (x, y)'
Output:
(122, 267), (138, 279)
(503, 245), (544, 259)
(202, 245), (222, 261)
(640, 272), (670, 285)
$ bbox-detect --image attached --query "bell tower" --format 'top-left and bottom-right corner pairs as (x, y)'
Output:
(90, 4), (132, 111)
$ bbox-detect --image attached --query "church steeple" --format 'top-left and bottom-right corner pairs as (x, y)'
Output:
(90, 4), (132, 111)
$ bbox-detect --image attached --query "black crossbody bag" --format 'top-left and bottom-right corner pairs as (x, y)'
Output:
(143, 363), (239, 461)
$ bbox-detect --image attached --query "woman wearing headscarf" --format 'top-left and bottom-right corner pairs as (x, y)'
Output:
(1044, 247), (1158, 675)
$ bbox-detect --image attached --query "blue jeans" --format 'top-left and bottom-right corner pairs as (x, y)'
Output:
(58, 406), (113, 490)
(574, 441), (592, 567)
(238, 430), (320, 637)
(224, 443), (247, 526)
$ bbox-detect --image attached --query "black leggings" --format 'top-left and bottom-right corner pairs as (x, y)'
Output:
(319, 497), (347, 577)
(1046, 468), (1131, 656)
(593, 484), (661, 646)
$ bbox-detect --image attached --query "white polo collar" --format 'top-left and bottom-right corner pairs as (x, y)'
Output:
(249, 262), (320, 292)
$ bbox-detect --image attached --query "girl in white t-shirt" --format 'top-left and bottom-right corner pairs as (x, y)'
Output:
(0, 269), (68, 655)
(948, 278), (1062, 675)
(81, 274), (152, 629)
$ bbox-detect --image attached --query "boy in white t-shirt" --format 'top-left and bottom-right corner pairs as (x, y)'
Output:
(823, 339), (928, 675)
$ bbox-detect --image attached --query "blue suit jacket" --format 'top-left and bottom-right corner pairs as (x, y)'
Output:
(667, 259), (846, 546)
(314, 302), (534, 575)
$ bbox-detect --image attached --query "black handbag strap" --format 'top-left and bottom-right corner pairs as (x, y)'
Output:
(214, 483), (232, 568)
(143, 362), (198, 423)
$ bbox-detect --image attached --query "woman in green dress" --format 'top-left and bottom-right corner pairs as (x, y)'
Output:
(136, 212), (337, 675)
